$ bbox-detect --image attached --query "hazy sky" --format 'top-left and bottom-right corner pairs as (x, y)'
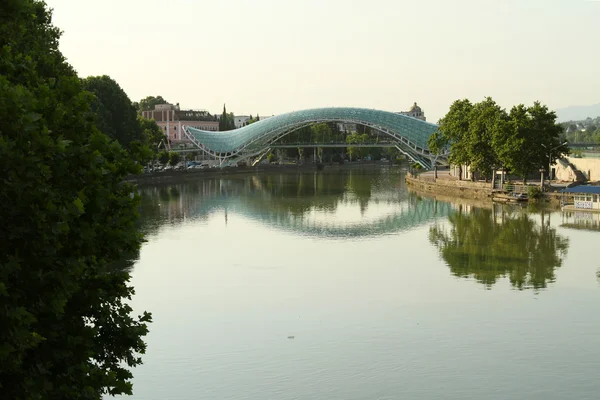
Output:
(47, 0), (599, 122)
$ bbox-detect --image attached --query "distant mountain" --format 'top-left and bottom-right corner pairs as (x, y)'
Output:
(556, 103), (600, 122)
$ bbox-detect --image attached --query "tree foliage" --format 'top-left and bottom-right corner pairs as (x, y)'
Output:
(158, 150), (170, 165)
(218, 104), (236, 131)
(138, 115), (165, 153)
(81, 75), (163, 163)
(433, 97), (566, 180)
(0, 1), (151, 398)
(168, 151), (181, 166)
(137, 95), (168, 112)
(81, 75), (141, 148)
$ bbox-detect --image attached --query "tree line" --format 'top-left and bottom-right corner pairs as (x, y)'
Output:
(560, 116), (600, 144)
(428, 98), (568, 181)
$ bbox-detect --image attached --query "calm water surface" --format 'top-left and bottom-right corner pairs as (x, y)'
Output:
(127, 166), (600, 400)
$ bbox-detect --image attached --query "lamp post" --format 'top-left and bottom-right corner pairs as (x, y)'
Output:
(541, 141), (568, 181)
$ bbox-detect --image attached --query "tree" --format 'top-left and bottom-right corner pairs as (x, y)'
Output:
(465, 97), (505, 179)
(494, 104), (534, 180)
(138, 115), (165, 153)
(0, 1), (151, 398)
(426, 130), (449, 156)
(528, 101), (567, 172)
(168, 152), (181, 166)
(436, 98), (565, 181)
(81, 76), (142, 147)
(435, 99), (474, 171)
(81, 75), (156, 163)
(138, 95), (168, 112)
(218, 104), (236, 131)
(495, 102), (566, 181)
(158, 150), (170, 165)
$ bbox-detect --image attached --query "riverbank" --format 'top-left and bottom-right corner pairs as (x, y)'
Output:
(126, 161), (395, 186)
(405, 172), (494, 200)
(405, 172), (568, 206)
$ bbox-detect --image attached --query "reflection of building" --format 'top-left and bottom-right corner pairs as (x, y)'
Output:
(561, 209), (600, 232)
(141, 103), (219, 144)
(397, 102), (426, 121)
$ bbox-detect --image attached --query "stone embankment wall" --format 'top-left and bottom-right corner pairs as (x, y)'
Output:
(405, 173), (570, 205)
(405, 174), (493, 200)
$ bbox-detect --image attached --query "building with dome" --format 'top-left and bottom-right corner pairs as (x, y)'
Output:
(397, 102), (426, 121)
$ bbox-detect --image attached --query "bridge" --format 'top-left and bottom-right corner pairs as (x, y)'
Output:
(568, 143), (600, 149)
(182, 107), (444, 169)
(268, 141), (397, 148)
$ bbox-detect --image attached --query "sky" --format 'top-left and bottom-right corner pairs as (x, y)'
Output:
(46, 0), (600, 122)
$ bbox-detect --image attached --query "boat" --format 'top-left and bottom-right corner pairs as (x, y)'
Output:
(492, 192), (528, 204)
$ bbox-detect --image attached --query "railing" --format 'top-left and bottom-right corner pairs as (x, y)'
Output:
(268, 141), (397, 147)
(500, 184), (532, 194)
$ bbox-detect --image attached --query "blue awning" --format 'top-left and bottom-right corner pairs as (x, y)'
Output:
(561, 186), (600, 194)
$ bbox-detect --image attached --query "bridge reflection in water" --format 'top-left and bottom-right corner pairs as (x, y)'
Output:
(137, 168), (453, 239)
(136, 168), (570, 291)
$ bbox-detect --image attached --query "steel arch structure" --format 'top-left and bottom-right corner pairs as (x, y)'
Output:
(183, 107), (443, 169)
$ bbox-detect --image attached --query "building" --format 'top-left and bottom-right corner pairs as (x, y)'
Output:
(141, 103), (219, 144)
(561, 186), (600, 212)
(234, 115), (251, 128)
(397, 102), (426, 121)
(337, 123), (357, 133)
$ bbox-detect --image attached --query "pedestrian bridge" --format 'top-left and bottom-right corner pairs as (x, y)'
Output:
(183, 107), (443, 169)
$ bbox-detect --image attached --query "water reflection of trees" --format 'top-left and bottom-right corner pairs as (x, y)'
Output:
(429, 206), (569, 290)
(133, 168), (406, 240)
(248, 169), (381, 216)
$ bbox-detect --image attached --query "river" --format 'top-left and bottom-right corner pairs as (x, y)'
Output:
(126, 165), (600, 400)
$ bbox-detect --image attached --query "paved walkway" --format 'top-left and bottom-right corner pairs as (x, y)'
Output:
(419, 170), (458, 180)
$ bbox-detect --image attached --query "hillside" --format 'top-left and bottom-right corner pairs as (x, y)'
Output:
(556, 103), (600, 122)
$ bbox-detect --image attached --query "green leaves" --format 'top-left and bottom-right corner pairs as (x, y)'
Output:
(437, 97), (566, 180)
(72, 197), (85, 215)
(1, 1), (150, 398)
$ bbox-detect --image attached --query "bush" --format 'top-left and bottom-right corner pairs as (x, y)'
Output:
(527, 186), (544, 200)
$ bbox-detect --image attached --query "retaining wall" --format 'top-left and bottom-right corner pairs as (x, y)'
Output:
(406, 174), (568, 205)
(405, 174), (493, 200)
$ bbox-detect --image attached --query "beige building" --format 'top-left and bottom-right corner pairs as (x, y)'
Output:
(397, 102), (426, 121)
(554, 157), (600, 182)
(141, 103), (219, 144)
